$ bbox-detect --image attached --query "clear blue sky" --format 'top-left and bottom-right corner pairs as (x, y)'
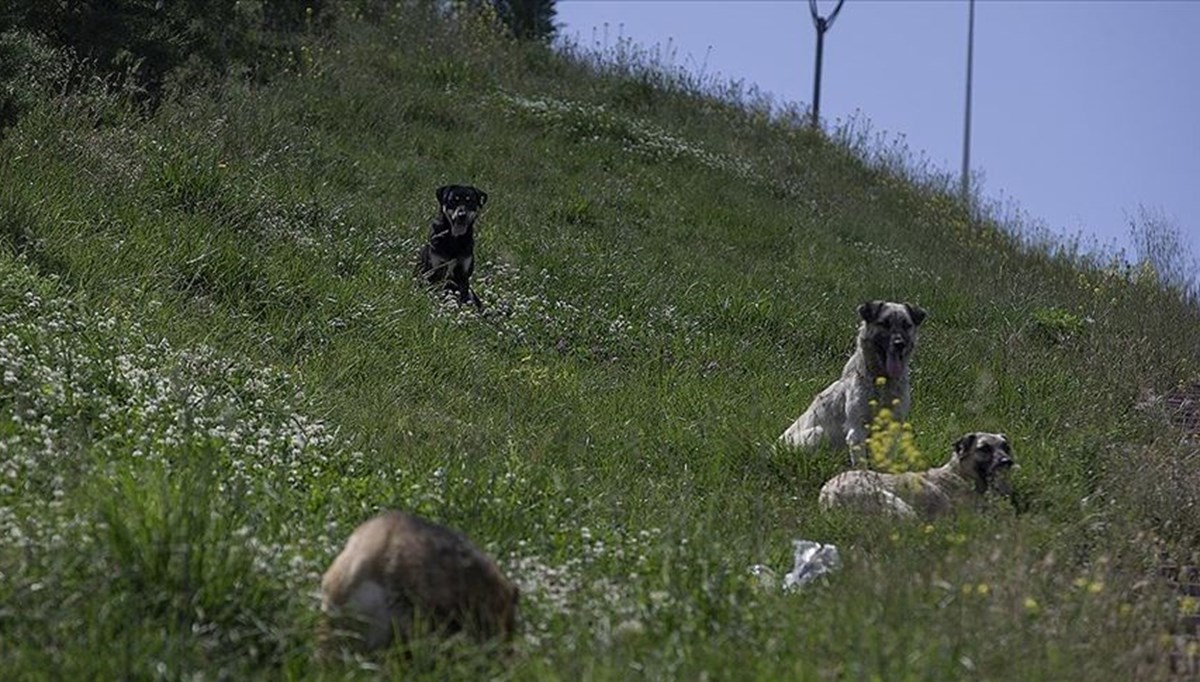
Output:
(556, 1), (1200, 259)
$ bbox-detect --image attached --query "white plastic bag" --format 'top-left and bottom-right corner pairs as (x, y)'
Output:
(748, 539), (841, 592)
(782, 540), (840, 591)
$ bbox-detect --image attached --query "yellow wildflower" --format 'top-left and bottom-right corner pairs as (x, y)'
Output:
(865, 402), (925, 474)
(1180, 596), (1198, 615)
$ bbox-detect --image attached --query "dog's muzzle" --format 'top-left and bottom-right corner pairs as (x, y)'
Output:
(448, 208), (474, 237)
(885, 336), (907, 379)
(989, 457), (1015, 496)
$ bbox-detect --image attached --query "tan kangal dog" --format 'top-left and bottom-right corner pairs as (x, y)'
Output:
(780, 301), (926, 463)
(319, 511), (519, 656)
(818, 432), (1016, 520)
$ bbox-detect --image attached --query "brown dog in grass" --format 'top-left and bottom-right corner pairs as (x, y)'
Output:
(818, 432), (1016, 520)
(319, 510), (519, 656)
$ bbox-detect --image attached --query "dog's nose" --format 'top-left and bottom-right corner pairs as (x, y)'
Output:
(890, 335), (906, 348)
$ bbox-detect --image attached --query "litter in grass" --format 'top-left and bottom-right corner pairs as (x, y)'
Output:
(749, 539), (841, 592)
(783, 540), (841, 591)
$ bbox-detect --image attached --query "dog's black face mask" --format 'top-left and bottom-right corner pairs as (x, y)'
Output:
(954, 432), (1016, 496)
(436, 185), (488, 237)
(858, 300), (927, 380)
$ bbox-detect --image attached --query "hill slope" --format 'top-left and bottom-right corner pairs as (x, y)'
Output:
(2, 5), (1198, 679)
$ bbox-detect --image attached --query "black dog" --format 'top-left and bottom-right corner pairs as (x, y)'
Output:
(416, 184), (487, 307)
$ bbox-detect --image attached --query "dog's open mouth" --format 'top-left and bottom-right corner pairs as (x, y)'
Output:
(885, 347), (906, 379)
(989, 461), (1015, 496)
(450, 221), (469, 237)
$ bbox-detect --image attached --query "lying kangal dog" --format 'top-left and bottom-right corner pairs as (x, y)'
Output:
(779, 300), (926, 462)
(818, 432), (1016, 519)
(319, 511), (519, 656)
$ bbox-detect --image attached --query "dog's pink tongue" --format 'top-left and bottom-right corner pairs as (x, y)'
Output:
(886, 351), (905, 379)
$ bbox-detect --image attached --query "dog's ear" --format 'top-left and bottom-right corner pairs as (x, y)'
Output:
(858, 300), (885, 323)
(905, 304), (927, 327)
(953, 433), (977, 457)
(436, 185), (452, 205)
(478, 189), (488, 206)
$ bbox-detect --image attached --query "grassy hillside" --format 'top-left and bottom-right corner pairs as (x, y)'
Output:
(2, 4), (1199, 679)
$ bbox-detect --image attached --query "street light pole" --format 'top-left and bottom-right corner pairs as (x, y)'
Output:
(809, 0), (846, 129)
(960, 0), (976, 205)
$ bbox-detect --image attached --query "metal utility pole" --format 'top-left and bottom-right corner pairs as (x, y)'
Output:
(809, 0), (846, 129)
(960, 0), (976, 204)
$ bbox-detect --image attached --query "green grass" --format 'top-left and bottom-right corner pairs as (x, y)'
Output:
(1, 4), (1197, 679)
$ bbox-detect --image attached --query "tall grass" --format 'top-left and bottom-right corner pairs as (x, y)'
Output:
(1, 3), (1197, 678)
